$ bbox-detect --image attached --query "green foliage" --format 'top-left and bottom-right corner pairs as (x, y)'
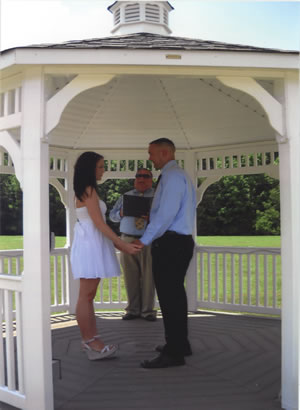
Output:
(197, 174), (280, 235)
(97, 178), (134, 233)
(49, 185), (66, 236)
(0, 172), (280, 236)
(0, 175), (23, 234)
(255, 187), (280, 234)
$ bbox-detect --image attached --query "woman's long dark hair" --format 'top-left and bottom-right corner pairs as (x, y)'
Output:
(73, 151), (104, 201)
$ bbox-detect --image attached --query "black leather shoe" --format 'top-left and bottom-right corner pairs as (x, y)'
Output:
(141, 353), (185, 369)
(155, 344), (192, 357)
(144, 315), (157, 322)
(122, 313), (139, 320)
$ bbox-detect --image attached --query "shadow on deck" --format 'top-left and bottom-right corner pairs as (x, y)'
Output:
(51, 311), (281, 410)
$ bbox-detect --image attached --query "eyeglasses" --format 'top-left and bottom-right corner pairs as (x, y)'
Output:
(135, 174), (152, 179)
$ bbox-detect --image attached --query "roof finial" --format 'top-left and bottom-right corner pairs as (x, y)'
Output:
(108, 1), (173, 36)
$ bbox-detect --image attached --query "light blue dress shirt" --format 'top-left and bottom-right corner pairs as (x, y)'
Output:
(109, 188), (155, 236)
(140, 160), (196, 246)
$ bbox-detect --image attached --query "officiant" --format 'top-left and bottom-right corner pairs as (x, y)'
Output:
(109, 168), (157, 321)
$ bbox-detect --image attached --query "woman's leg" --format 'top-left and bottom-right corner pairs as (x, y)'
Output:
(76, 278), (104, 350)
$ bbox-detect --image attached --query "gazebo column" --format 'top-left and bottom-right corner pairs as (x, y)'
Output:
(65, 153), (79, 314)
(184, 150), (198, 311)
(277, 73), (300, 410)
(21, 67), (53, 410)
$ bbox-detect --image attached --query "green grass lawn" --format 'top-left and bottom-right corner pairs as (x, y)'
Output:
(196, 236), (280, 248)
(0, 235), (280, 250)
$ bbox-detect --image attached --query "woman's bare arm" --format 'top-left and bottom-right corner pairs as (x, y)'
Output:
(78, 188), (140, 254)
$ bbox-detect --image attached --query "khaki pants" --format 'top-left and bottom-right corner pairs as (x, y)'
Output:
(120, 234), (156, 317)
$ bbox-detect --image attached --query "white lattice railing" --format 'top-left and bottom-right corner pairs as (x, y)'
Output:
(196, 143), (279, 178)
(196, 246), (281, 315)
(0, 245), (282, 315)
(0, 274), (25, 409)
(0, 88), (22, 118)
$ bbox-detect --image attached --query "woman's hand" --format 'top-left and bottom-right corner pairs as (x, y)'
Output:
(121, 241), (142, 255)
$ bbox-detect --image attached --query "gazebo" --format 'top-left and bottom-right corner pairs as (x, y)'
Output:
(0, 1), (299, 409)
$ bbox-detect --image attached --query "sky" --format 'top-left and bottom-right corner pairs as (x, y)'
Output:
(0, 0), (299, 52)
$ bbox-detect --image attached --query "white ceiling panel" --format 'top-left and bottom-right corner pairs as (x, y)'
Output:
(48, 74), (275, 150)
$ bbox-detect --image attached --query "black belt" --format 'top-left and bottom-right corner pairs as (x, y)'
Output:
(122, 233), (142, 239)
(164, 230), (178, 236)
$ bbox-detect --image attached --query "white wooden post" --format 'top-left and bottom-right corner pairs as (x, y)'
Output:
(277, 73), (300, 410)
(184, 150), (198, 311)
(65, 153), (79, 313)
(21, 67), (54, 410)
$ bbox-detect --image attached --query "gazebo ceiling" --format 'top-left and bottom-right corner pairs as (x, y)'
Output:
(48, 75), (275, 150)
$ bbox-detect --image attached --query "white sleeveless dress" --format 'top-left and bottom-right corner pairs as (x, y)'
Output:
(70, 200), (121, 279)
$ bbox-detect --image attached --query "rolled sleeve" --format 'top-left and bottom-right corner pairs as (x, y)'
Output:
(109, 197), (123, 223)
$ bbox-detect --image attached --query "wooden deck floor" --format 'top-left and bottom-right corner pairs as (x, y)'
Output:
(1, 311), (282, 410)
(51, 311), (281, 410)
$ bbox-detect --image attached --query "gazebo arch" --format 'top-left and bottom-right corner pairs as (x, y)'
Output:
(0, 2), (299, 409)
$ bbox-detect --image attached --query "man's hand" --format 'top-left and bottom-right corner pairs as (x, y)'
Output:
(120, 208), (123, 217)
(132, 239), (145, 249)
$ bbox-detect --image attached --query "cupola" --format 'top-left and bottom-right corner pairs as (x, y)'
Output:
(108, 1), (173, 35)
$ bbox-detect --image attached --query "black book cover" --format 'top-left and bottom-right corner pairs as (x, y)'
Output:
(123, 195), (153, 217)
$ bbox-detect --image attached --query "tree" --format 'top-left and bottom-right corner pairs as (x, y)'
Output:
(255, 187), (280, 234)
(0, 175), (23, 234)
(197, 174), (280, 235)
(97, 178), (134, 233)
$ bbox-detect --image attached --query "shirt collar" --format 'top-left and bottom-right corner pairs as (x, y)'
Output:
(161, 160), (177, 174)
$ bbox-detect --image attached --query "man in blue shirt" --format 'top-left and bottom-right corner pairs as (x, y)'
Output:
(109, 168), (156, 321)
(134, 138), (196, 368)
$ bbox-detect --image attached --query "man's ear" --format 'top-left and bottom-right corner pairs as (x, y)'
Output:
(161, 148), (168, 158)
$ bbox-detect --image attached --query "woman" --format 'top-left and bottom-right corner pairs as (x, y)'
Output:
(71, 151), (140, 361)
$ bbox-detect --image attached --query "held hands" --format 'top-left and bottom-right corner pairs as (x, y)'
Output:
(132, 239), (145, 248)
(122, 241), (143, 255)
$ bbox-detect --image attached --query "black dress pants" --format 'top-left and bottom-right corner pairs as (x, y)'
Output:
(151, 232), (194, 359)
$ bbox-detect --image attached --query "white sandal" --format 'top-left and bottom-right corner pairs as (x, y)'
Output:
(82, 337), (118, 361)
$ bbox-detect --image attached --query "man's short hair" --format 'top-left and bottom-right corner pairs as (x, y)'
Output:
(149, 138), (176, 152)
(136, 167), (153, 177)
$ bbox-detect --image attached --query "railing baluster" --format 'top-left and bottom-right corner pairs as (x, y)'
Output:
(60, 255), (66, 305)
(4, 290), (16, 390)
(273, 255), (277, 309)
(109, 279), (112, 302)
(15, 291), (24, 394)
(231, 254), (235, 304)
(0, 289), (4, 386)
(255, 254), (259, 306)
(207, 252), (211, 302)
(264, 255), (268, 307)
(53, 255), (58, 306)
(215, 253), (219, 303)
(100, 279), (104, 303)
(223, 253), (227, 304)
(118, 276), (121, 302)
(200, 252), (204, 302)
(247, 254), (251, 306)
(239, 254), (243, 305)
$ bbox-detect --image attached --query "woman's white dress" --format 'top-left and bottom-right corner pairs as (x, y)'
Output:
(70, 200), (121, 279)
